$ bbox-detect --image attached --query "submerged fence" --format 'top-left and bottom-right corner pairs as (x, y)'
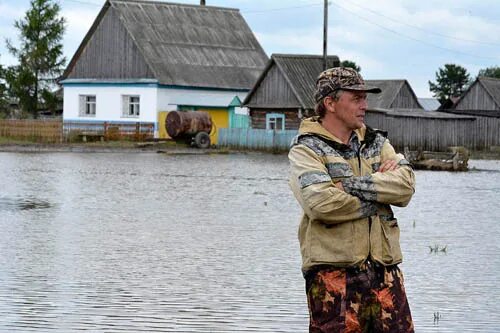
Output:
(218, 128), (297, 151)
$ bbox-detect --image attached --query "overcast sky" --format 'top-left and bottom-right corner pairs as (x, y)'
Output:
(1, 0), (499, 97)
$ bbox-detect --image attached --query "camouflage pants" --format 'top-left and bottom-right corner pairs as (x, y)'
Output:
(305, 261), (414, 333)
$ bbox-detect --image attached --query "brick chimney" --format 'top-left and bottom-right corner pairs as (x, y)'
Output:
(200, 0), (205, 5)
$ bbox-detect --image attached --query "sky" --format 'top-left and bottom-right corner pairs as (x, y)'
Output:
(1, 0), (499, 97)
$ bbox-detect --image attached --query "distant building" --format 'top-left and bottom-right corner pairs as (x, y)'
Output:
(60, 0), (268, 140)
(366, 80), (423, 110)
(243, 54), (424, 130)
(451, 77), (500, 117)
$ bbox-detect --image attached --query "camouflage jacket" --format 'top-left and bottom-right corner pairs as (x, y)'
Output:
(288, 117), (415, 273)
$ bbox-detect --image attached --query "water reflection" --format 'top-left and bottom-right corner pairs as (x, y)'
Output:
(0, 196), (52, 211)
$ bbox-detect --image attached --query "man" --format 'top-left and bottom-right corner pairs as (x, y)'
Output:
(288, 67), (416, 333)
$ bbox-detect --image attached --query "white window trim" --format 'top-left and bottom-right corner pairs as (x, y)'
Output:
(79, 95), (96, 117)
(266, 113), (285, 131)
(122, 95), (140, 118)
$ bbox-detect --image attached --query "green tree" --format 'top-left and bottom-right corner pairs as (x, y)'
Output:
(340, 60), (361, 72)
(429, 64), (471, 104)
(0, 60), (9, 117)
(6, 0), (65, 118)
(478, 66), (500, 79)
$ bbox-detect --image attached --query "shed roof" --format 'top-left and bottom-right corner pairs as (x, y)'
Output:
(369, 108), (475, 120)
(243, 54), (340, 108)
(62, 0), (268, 90)
(418, 98), (441, 111)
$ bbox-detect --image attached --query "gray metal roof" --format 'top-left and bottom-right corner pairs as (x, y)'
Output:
(65, 0), (268, 90)
(243, 54), (340, 108)
(417, 97), (441, 111)
(370, 108), (475, 120)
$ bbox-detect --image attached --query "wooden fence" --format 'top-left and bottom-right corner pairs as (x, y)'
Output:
(0, 120), (155, 142)
(0, 119), (63, 143)
(219, 111), (499, 152)
(63, 121), (155, 141)
(218, 128), (297, 151)
(365, 110), (500, 151)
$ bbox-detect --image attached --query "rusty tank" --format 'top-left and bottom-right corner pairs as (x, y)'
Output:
(165, 111), (213, 148)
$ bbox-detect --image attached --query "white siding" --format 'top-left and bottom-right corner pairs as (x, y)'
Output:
(63, 85), (158, 123)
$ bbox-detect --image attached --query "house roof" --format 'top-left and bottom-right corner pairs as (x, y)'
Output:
(62, 0), (268, 90)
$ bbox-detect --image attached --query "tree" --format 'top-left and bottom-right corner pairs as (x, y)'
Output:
(478, 66), (500, 79)
(340, 60), (361, 72)
(5, 0), (65, 118)
(0, 61), (9, 117)
(429, 64), (471, 104)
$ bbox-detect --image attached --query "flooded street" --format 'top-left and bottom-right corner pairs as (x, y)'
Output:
(0, 152), (499, 332)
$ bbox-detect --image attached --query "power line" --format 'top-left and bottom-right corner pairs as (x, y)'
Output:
(242, 2), (323, 14)
(347, 0), (500, 47)
(61, 0), (102, 6)
(329, 0), (500, 61)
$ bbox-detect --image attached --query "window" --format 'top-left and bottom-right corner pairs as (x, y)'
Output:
(266, 113), (285, 131)
(122, 95), (140, 117)
(79, 95), (96, 117)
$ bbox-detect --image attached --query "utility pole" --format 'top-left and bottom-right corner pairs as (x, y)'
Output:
(323, 0), (328, 70)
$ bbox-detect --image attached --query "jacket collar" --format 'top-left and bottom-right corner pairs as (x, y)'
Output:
(297, 117), (386, 150)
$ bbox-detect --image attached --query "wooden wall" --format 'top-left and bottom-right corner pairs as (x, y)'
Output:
(366, 111), (499, 151)
(250, 108), (301, 130)
(455, 82), (498, 110)
(68, 7), (155, 79)
(391, 82), (422, 109)
(247, 65), (301, 108)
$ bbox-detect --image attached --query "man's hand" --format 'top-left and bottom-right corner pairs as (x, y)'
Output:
(334, 181), (345, 191)
(378, 160), (399, 172)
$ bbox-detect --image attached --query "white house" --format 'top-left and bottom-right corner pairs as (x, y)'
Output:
(60, 0), (268, 139)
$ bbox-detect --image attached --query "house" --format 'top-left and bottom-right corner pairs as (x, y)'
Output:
(60, 0), (268, 141)
(243, 54), (424, 130)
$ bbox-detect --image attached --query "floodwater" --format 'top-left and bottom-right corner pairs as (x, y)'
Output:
(0, 151), (498, 332)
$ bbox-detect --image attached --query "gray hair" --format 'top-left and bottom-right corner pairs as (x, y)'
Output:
(314, 90), (343, 118)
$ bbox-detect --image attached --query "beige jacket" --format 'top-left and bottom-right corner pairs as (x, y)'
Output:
(288, 118), (415, 272)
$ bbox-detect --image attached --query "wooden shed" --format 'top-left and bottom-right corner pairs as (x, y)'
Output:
(453, 77), (500, 111)
(243, 54), (424, 130)
(243, 54), (340, 130)
(367, 80), (423, 110)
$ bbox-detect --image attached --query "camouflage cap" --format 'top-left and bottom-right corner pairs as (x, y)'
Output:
(314, 67), (381, 103)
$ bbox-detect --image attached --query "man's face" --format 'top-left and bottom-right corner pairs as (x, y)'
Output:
(329, 90), (368, 130)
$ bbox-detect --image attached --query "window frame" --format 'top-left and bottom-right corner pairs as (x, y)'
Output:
(79, 95), (96, 117)
(265, 113), (285, 131)
(122, 95), (140, 118)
